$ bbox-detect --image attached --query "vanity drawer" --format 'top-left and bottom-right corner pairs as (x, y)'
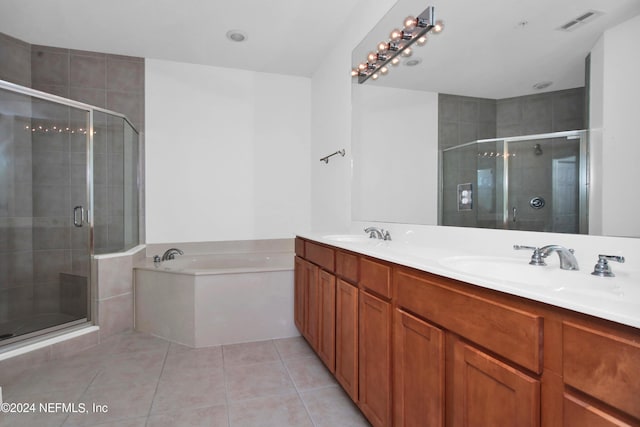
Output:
(563, 321), (640, 419)
(305, 241), (335, 272)
(360, 257), (392, 299)
(394, 268), (542, 373)
(336, 251), (359, 283)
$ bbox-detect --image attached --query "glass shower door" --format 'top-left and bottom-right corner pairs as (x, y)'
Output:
(504, 131), (586, 233)
(0, 86), (90, 344)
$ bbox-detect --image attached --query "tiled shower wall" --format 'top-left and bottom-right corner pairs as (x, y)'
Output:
(0, 31), (144, 335)
(439, 88), (585, 229)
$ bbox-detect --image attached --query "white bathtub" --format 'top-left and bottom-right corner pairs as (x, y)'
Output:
(133, 250), (297, 347)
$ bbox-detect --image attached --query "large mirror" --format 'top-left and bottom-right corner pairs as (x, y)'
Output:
(351, 0), (640, 237)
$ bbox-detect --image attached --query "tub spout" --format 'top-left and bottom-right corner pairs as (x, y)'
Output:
(162, 248), (184, 261)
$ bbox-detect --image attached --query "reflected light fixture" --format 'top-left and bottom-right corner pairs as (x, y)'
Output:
(352, 5), (443, 84)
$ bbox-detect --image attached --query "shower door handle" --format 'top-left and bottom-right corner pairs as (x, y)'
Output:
(512, 207), (517, 222)
(73, 206), (85, 227)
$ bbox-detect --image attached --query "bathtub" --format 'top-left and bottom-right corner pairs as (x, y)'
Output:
(133, 250), (297, 347)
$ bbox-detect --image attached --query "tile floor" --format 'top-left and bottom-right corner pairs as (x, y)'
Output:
(0, 331), (371, 427)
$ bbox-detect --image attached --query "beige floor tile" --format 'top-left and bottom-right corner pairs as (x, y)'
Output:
(161, 344), (223, 381)
(147, 404), (229, 427)
(222, 340), (280, 367)
(151, 371), (226, 414)
(63, 382), (156, 427)
(228, 393), (313, 427)
(88, 418), (147, 427)
(285, 355), (337, 391)
(88, 349), (165, 390)
(5, 358), (100, 397)
(273, 336), (314, 360)
(301, 385), (371, 427)
(225, 361), (295, 402)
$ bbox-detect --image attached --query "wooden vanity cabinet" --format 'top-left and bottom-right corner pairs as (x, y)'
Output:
(295, 237), (640, 427)
(394, 267), (541, 427)
(335, 277), (359, 401)
(317, 269), (336, 371)
(358, 257), (393, 427)
(295, 240), (335, 360)
(393, 309), (445, 427)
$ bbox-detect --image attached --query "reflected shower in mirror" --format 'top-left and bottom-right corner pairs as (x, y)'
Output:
(351, 0), (640, 237)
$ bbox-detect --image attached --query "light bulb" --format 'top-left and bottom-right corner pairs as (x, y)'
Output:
(401, 47), (413, 57)
(416, 36), (427, 46)
(368, 51), (377, 62)
(358, 63), (367, 71)
(351, 68), (358, 77)
(404, 16), (417, 30)
(380, 66), (389, 75)
(391, 57), (400, 66)
(432, 20), (445, 33)
(378, 41), (389, 52)
(371, 73), (379, 80)
(390, 29), (402, 41)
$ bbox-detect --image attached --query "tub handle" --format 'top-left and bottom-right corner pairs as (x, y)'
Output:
(73, 206), (85, 227)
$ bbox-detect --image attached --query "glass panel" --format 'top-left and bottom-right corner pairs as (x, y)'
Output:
(93, 112), (139, 254)
(506, 135), (582, 233)
(0, 87), (89, 343)
(440, 131), (587, 233)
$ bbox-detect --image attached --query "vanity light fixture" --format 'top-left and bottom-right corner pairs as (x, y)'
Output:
(352, 6), (442, 84)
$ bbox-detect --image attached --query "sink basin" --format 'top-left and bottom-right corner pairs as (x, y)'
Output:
(322, 234), (373, 243)
(438, 255), (559, 286)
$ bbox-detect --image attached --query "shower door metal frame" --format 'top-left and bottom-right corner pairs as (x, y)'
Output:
(0, 79), (140, 343)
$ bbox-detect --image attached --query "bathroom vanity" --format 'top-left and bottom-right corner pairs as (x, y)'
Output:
(294, 232), (640, 427)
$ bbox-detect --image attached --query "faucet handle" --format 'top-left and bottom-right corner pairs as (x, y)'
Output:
(513, 244), (546, 266)
(591, 254), (625, 277)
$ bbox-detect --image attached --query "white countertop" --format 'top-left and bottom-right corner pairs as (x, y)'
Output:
(298, 225), (640, 329)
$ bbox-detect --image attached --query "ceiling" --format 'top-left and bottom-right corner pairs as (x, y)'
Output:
(0, 0), (363, 77)
(354, 0), (640, 99)
(1, 0), (639, 98)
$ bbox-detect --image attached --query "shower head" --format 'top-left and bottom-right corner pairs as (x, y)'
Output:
(534, 144), (543, 155)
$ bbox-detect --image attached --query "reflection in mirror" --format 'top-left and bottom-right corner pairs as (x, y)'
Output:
(441, 130), (588, 234)
(351, 0), (640, 237)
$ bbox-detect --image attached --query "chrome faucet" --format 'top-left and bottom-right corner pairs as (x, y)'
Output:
(364, 227), (391, 241)
(514, 244), (579, 270)
(161, 248), (184, 261)
(539, 245), (579, 270)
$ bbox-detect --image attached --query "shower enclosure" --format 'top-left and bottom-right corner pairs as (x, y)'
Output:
(0, 80), (140, 346)
(441, 130), (588, 234)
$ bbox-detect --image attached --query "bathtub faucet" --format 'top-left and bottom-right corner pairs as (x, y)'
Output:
(162, 248), (184, 261)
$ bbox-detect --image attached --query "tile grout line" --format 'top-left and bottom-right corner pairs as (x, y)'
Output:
(143, 342), (169, 426)
(276, 339), (320, 427)
(221, 343), (232, 427)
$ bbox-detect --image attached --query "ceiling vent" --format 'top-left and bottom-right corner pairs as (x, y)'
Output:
(558, 10), (603, 32)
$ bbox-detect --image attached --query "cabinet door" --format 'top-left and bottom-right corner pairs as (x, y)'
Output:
(318, 269), (336, 372)
(294, 257), (306, 334)
(563, 393), (636, 427)
(336, 278), (359, 402)
(394, 309), (445, 427)
(302, 259), (320, 351)
(452, 339), (540, 427)
(359, 290), (392, 427)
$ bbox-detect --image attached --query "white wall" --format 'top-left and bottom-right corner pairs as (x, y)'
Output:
(352, 84), (438, 224)
(310, 0), (398, 232)
(589, 14), (640, 238)
(145, 59), (311, 243)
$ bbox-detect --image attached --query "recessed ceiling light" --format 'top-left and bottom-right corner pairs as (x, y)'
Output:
(533, 81), (553, 90)
(404, 58), (423, 67)
(226, 30), (247, 42)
